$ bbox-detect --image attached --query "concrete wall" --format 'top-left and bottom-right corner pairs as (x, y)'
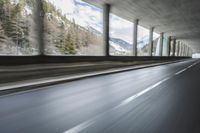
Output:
(0, 56), (191, 65)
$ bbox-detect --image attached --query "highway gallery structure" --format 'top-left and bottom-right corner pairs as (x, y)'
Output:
(0, 0), (200, 133)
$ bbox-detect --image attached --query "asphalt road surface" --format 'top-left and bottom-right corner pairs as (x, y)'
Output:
(0, 59), (200, 133)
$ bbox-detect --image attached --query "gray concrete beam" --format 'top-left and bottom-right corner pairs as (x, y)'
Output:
(133, 19), (139, 56)
(103, 4), (110, 56)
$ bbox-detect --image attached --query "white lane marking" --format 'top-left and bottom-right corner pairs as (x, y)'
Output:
(63, 77), (171, 133)
(175, 61), (198, 75)
(175, 68), (187, 75)
(187, 65), (193, 69)
(63, 61), (199, 133)
(117, 77), (170, 107)
(63, 120), (94, 133)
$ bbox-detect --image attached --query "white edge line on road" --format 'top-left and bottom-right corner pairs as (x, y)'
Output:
(175, 68), (187, 75)
(63, 120), (94, 133)
(175, 62), (198, 76)
(117, 77), (170, 107)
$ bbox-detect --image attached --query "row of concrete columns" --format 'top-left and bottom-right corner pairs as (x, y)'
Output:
(169, 40), (192, 57)
(103, 4), (192, 57)
(176, 42), (192, 57)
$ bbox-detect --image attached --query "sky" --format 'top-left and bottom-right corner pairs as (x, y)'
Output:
(47, 0), (159, 44)
(110, 14), (133, 44)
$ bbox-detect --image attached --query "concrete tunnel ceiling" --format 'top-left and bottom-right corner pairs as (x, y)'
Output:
(83, 0), (200, 53)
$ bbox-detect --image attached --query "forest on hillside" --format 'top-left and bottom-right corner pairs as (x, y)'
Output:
(43, 0), (104, 55)
(0, 0), (159, 56)
(0, 0), (104, 56)
(0, 0), (39, 55)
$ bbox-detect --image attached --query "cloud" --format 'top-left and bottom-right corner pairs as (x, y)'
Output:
(110, 14), (133, 44)
(46, 0), (155, 44)
(48, 0), (75, 14)
(74, 3), (103, 31)
(47, 0), (103, 32)
(138, 26), (149, 40)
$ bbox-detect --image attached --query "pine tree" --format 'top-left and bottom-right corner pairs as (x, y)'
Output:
(60, 34), (76, 55)
(0, 1), (4, 21)
(0, 23), (6, 43)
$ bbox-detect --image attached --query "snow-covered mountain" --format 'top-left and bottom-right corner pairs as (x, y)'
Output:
(87, 27), (133, 53)
(110, 38), (132, 50)
(87, 26), (102, 36)
(81, 24), (150, 53)
(137, 36), (149, 48)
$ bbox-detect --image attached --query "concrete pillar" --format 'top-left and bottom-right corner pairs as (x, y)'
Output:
(176, 41), (180, 56)
(188, 47), (190, 57)
(148, 27), (154, 56)
(186, 46), (189, 56)
(159, 32), (164, 56)
(167, 36), (171, 56)
(183, 44), (186, 56)
(188, 49), (191, 57)
(179, 43), (182, 56)
(188, 47), (191, 57)
(181, 43), (184, 56)
(185, 45), (187, 56)
(190, 49), (193, 57)
(181, 44), (184, 56)
(189, 50), (191, 57)
(38, 0), (44, 55)
(184, 45), (187, 56)
(133, 19), (139, 56)
(172, 38), (176, 56)
(103, 4), (110, 56)
(185, 46), (188, 56)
